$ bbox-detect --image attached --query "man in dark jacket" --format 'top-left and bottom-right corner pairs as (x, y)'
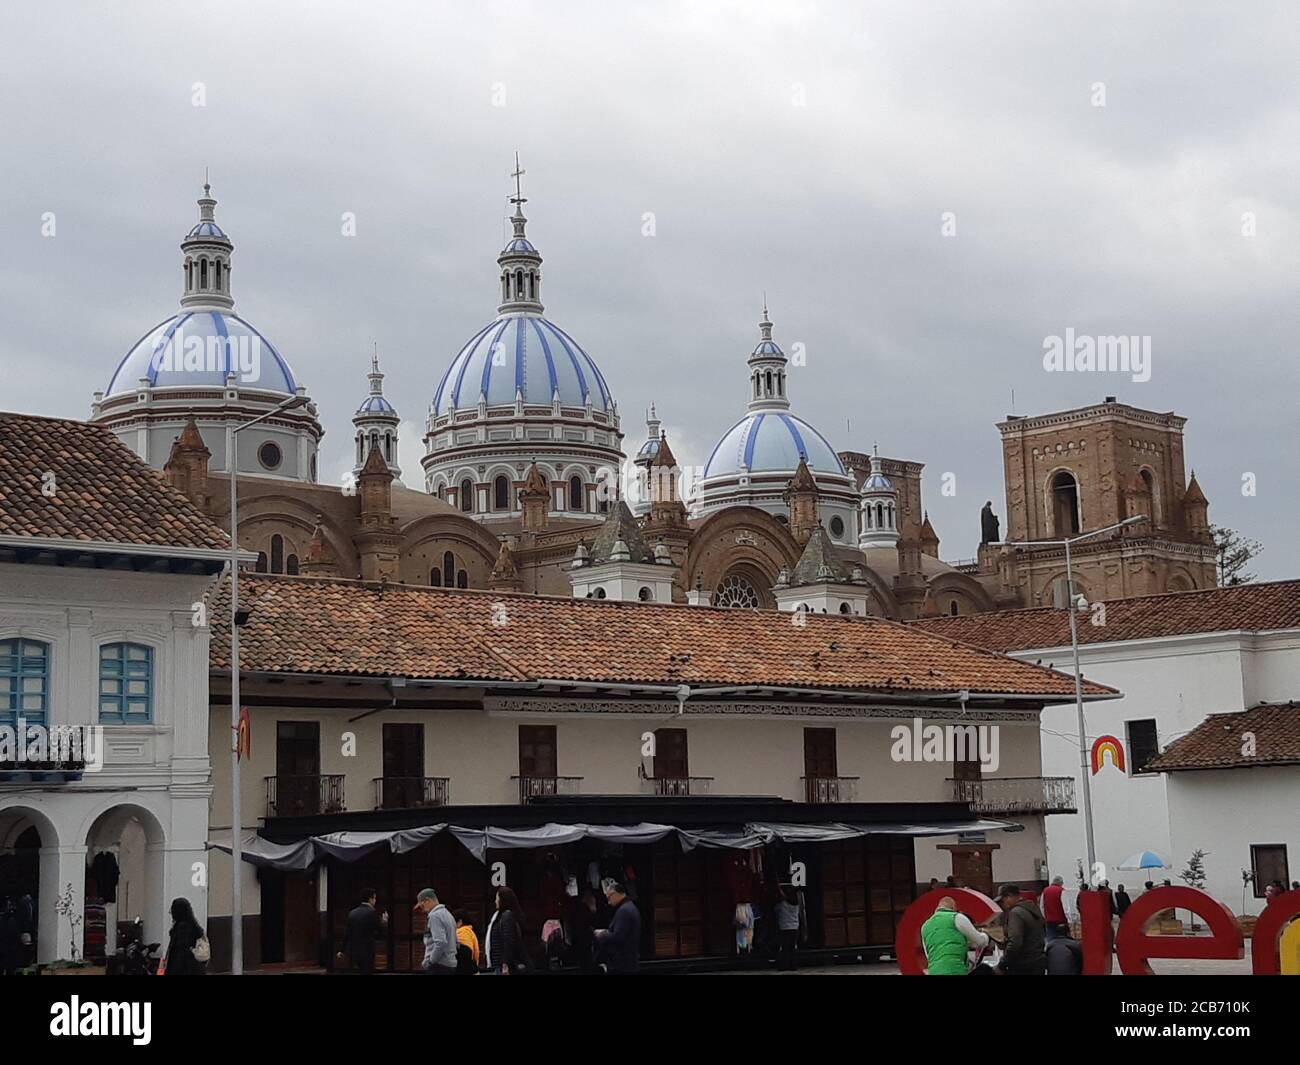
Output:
(342, 888), (387, 974)
(595, 882), (640, 974)
(995, 884), (1046, 975)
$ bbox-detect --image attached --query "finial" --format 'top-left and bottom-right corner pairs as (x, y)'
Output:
(372, 342), (379, 374)
(203, 167), (210, 197)
(510, 152), (527, 214)
(873, 441), (879, 457)
(762, 290), (769, 319)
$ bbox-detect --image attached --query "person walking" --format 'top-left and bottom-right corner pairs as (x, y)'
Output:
(341, 887), (387, 974)
(1040, 876), (1069, 942)
(485, 886), (529, 974)
(454, 910), (480, 973)
(921, 896), (990, 975)
(594, 881), (640, 974)
(774, 885), (802, 970)
(413, 887), (457, 975)
(995, 884), (1046, 975)
(163, 897), (208, 975)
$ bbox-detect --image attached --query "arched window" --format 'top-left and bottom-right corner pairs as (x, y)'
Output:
(443, 551), (455, 588)
(1051, 471), (1081, 536)
(270, 534), (284, 574)
(839, 602), (853, 614)
(286, 554), (299, 576)
(715, 574), (761, 609)
(255, 552), (268, 573)
(494, 475), (510, 511)
(529, 273), (536, 299)
(875, 503), (884, 528)
(385, 434), (392, 461)
(456, 570), (468, 589)
(200, 259), (208, 288)
(569, 475), (584, 511)
(638, 586), (653, 601)
(430, 568), (442, 587)
(215, 261), (222, 291)
(949, 600), (960, 616)
(459, 479), (474, 513)
(99, 642), (153, 724)
(356, 437), (364, 465)
(591, 587), (607, 599)
(765, 371), (773, 395)
(515, 269), (524, 297)
(436, 484), (446, 500)
(0, 638), (49, 728)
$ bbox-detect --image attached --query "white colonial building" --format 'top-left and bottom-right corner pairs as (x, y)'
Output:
(0, 413), (231, 964)
(914, 580), (1300, 913)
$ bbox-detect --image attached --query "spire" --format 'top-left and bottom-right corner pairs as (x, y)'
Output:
(746, 300), (791, 412)
(497, 155), (544, 315)
(490, 540), (524, 592)
(180, 178), (235, 311)
(353, 346), (400, 478)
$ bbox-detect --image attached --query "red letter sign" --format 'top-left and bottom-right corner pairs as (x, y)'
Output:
(895, 887), (1000, 976)
(1116, 886), (1243, 975)
(1251, 888), (1300, 976)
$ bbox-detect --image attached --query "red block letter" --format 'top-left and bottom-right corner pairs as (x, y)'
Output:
(895, 887), (999, 976)
(1251, 888), (1300, 976)
(1116, 886), (1243, 975)
(1077, 889), (1114, 975)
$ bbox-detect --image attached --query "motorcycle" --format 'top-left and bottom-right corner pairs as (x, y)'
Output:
(116, 917), (161, 976)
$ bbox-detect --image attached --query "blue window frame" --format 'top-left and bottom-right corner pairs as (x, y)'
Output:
(0, 639), (49, 730)
(99, 643), (153, 724)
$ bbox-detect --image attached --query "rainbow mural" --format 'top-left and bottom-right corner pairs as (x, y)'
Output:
(1091, 734), (1125, 774)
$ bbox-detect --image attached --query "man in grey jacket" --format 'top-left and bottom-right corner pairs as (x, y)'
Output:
(995, 883), (1046, 975)
(414, 887), (457, 974)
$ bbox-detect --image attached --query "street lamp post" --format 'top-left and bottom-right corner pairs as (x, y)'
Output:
(988, 514), (1147, 884)
(227, 388), (308, 974)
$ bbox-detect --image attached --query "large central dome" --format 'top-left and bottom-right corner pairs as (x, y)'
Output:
(703, 410), (845, 478)
(431, 314), (612, 415)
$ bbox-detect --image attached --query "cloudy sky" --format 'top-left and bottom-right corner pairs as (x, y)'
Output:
(2, 1), (1296, 576)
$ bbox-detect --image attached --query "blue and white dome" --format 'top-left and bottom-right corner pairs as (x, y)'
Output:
(105, 310), (298, 396)
(704, 411), (846, 478)
(431, 315), (613, 415)
(356, 393), (396, 415)
(187, 220), (227, 239)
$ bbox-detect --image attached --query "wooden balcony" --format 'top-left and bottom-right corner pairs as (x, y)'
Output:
(265, 774), (345, 817)
(802, 776), (860, 803)
(949, 775), (1076, 815)
(373, 776), (450, 810)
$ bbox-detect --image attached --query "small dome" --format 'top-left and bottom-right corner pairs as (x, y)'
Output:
(106, 310), (297, 396)
(636, 436), (661, 460)
(703, 411), (845, 478)
(431, 314), (613, 415)
(356, 394), (396, 415)
(502, 236), (537, 254)
(186, 220), (228, 240)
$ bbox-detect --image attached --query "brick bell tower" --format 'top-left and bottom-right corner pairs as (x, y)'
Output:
(984, 396), (1217, 606)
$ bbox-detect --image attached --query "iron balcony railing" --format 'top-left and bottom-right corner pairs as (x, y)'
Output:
(802, 776), (860, 803)
(643, 775), (713, 797)
(513, 775), (584, 804)
(265, 774), (346, 817)
(373, 776), (450, 810)
(949, 775), (1076, 815)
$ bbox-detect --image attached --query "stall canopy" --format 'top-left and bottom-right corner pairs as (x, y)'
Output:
(208, 817), (1012, 872)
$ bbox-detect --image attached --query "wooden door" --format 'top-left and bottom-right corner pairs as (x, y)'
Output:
(382, 723), (424, 808)
(803, 728), (838, 778)
(283, 871), (319, 966)
(276, 721), (320, 816)
(654, 728), (688, 780)
(518, 725), (557, 777)
(950, 850), (995, 896)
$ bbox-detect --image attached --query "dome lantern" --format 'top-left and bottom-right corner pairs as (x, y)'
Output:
(180, 177), (235, 311)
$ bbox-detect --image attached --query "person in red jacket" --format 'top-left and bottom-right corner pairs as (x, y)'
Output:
(1040, 876), (1069, 942)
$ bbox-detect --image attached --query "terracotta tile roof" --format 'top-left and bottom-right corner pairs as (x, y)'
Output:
(910, 580), (1300, 652)
(1145, 701), (1300, 772)
(209, 574), (1116, 700)
(0, 412), (230, 553)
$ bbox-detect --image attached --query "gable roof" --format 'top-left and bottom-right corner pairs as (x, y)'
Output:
(1144, 701), (1300, 772)
(209, 574), (1117, 701)
(910, 580), (1300, 652)
(0, 411), (231, 557)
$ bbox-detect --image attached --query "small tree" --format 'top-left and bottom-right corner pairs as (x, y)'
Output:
(53, 882), (82, 962)
(1211, 526), (1262, 586)
(1241, 869), (1255, 916)
(1179, 850), (1208, 930)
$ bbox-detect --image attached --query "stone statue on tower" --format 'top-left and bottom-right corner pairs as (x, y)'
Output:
(980, 500), (1000, 544)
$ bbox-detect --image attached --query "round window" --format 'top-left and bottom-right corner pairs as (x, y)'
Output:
(829, 516), (845, 538)
(258, 441), (282, 470)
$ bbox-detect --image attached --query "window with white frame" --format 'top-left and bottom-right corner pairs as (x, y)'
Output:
(99, 643), (153, 724)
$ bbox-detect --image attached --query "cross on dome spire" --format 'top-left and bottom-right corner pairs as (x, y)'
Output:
(497, 155), (544, 314)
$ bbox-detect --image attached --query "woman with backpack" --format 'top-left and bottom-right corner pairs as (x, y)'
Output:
(484, 887), (528, 974)
(163, 897), (208, 975)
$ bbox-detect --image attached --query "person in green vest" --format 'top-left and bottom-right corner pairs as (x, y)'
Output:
(922, 896), (990, 975)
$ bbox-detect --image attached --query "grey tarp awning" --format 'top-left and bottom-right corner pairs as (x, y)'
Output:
(209, 817), (1014, 872)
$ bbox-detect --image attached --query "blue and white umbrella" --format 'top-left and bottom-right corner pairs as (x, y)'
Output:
(1117, 850), (1171, 872)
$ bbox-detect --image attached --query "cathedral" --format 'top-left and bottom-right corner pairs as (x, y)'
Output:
(91, 174), (1219, 618)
